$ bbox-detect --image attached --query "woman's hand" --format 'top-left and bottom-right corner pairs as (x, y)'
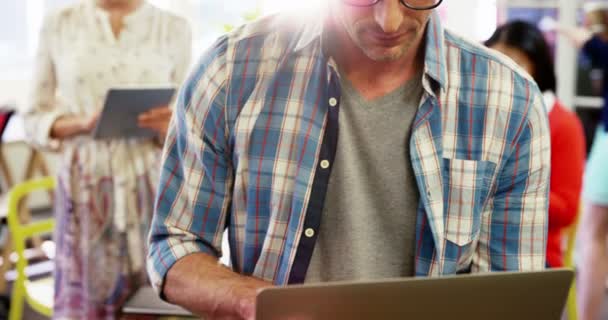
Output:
(556, 25), (593, 49)
(50, 112), (100, 140)
(138, 105), (172, 141)
(80, 112), (100, 133)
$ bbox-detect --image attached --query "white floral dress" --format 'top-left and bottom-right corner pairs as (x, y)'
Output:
(23, 1), (191, 318)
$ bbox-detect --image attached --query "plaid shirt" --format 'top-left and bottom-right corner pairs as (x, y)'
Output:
(147, 12), (550, 293)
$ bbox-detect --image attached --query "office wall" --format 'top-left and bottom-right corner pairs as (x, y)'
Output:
(441, 0), (498, 41)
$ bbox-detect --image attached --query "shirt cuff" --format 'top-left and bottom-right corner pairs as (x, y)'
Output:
(147, 237), (220, 301)
(27, 110), (64, 151)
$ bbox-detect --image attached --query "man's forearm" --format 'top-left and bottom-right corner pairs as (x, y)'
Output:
(164, 253), (273, 320)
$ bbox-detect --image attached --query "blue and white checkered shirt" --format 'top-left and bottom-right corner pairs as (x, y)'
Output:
(147, 11), (550, 294)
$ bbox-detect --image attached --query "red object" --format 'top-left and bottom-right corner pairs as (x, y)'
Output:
(546, 101), (586, 268)
(0, 110), (14, 141)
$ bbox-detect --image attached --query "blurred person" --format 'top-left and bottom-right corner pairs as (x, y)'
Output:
(579, 137), (608, 320)
(23, 0), (191, 318)
(558, 1), (608, 133)
(485, 21), (586, 269)
(147, 1), (551, 319)
(556, 2), (608, 319)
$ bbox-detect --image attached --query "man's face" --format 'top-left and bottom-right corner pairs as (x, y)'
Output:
(330, 0), (434, 62)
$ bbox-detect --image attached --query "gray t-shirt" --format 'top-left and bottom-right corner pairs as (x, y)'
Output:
(305, 73), (423, 283)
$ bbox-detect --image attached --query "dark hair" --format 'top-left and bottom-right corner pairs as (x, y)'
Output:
(485, 20), (556, 93)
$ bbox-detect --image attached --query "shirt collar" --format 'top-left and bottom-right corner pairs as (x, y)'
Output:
(293, 10), (448, 91)
(90, 0), (152, 25)
(542, 91), (556, 113)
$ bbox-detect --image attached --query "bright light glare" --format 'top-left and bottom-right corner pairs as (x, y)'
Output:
(261, 0), (323, 15)
(441, 0), (497, 42)
(42, 240), (56, 259)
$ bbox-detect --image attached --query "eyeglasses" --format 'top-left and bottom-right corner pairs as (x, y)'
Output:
(342, 0), (443, 10)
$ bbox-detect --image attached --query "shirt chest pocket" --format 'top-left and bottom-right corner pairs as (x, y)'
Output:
(442, 158), (496, 246)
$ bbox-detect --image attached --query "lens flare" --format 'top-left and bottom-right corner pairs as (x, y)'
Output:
(261, 0), (323, 14)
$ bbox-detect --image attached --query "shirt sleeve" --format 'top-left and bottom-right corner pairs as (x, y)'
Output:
(147, 35), (232, 298)
(473, 87), (551, 271)
(22, 13), (68, 151)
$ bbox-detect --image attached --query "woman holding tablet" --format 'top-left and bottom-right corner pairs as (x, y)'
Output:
(22, 0), (191, 318)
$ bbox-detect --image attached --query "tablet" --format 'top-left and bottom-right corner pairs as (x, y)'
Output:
(92, 87), (176, 139)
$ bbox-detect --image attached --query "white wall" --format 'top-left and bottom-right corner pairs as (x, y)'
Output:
(441, 0), (498, 42)
(0, 79), (29, 109)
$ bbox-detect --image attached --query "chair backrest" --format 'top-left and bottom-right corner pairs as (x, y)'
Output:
(563, 207), (580, 268)
(563, 206), (582, 320)
(6, 177), (55, 284)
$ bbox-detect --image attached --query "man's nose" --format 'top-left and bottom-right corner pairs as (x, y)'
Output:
(374, 0), (405, 33)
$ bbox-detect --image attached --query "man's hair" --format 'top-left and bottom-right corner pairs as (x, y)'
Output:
(485, 20), (557, 93)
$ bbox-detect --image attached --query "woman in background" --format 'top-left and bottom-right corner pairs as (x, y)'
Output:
(23, 0), (191, 318)
(486, 21), (586, 268)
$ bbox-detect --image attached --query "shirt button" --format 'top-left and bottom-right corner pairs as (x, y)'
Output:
(329, 97), (338, 107)
(305, 228), (315, 238)
(320, 160), (330, 169)
(427, 190), (432, 199)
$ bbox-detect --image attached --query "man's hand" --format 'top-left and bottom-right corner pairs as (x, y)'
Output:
(232, 276), (271, 320)
(164, 253), (273, 320)
(138, 105), (172, 139)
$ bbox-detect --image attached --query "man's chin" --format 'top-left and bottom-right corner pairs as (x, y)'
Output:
(362, 48), (407, 62)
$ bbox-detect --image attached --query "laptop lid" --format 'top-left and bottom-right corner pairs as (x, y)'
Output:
(256, 269), (574, 320)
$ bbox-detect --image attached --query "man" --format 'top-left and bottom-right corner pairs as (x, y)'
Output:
(147, 1), (550, 319)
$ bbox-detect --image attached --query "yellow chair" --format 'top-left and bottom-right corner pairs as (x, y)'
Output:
(7, 177), (55, 320)
(563, 210), (580, 320)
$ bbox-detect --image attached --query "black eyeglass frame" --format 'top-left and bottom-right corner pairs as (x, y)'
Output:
(343, 0), (443, 10)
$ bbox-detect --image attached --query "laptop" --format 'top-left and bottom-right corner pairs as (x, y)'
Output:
(256, 269), (574, 320)
(122, 286), (193, 317)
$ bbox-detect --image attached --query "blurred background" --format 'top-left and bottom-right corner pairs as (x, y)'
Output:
(1, 0), (602, 151)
